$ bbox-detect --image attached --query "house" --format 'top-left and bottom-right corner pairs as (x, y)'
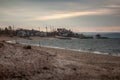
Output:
(16, 29), (30, 37)
(57, 28), (73, 37)
(17, 30), (26, 37)
(39, 32), (47, 37)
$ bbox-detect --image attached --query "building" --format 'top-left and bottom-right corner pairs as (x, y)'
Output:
(16, 29), (30, 37)
(57, 28), (73, 37)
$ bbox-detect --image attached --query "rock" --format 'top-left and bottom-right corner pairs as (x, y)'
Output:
(23, 45), (31, 49)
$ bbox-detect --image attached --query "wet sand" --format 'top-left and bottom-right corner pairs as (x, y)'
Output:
(0, 36), (120, 80)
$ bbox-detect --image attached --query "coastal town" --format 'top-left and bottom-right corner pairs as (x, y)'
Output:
(0, 26), (108, 39)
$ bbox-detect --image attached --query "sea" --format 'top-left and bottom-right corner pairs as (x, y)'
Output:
(14, 32), (120, 56)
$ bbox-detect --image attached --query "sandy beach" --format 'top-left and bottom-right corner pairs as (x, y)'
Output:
(0, 36), (120, 80)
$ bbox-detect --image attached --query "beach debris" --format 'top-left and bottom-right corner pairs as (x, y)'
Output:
(23, 45), (31, 49)
(0, 42), (4, 48)
(72, 68), (77, 71)
(43, 66), (50, 70)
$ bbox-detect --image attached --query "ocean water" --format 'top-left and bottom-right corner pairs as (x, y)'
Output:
(79, 32), (120, 38)
(17, 38), (120, 56)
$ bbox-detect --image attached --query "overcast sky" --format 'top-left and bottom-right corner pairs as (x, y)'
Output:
(0, 0), (120, 32)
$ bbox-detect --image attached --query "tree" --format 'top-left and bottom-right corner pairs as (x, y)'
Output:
(8, 26), (12, 31)
(4, 27), (9, 34)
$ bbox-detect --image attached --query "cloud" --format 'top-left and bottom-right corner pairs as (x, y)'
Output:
(33, 9), (113, 21)
(0, 0), (120, 32)
(106, 5), (120, 8)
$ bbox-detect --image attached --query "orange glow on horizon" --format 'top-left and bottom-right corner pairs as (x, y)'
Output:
(72, 26), (120, 32)
(33, 9), (112, 21)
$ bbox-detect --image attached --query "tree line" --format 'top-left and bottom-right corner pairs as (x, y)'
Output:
(0, 26), (16, 36)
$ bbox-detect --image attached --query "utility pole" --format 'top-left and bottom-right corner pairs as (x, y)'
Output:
(46, 26), (48, 32)
(13, 25), (17, 43)
(13, 25), (14, 31)
(38, 27), (40, 32)
(46, 26), (48, 36)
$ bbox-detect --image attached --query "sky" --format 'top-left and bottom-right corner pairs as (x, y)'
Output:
(0, 0), (120, 32)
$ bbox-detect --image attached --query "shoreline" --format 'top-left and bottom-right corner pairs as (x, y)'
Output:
(6, 37), (120, 57)
(6, 40), (109, 55)
(6, 40), (120, 58)
(0, 36), (120, 80)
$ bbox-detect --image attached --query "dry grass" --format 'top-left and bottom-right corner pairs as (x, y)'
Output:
(0, 42), (55, 80)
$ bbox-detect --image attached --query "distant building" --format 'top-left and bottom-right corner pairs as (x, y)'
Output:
(17, 30), (26, 37)
(16, 29), (38, 37)
(16, 29), (30, 37)
(57, 28), (73, 37)
(39, 32), (47, 37)
(16, 29), (47, 37)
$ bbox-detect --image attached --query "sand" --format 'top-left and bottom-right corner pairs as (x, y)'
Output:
(0, 36), (120, 80)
